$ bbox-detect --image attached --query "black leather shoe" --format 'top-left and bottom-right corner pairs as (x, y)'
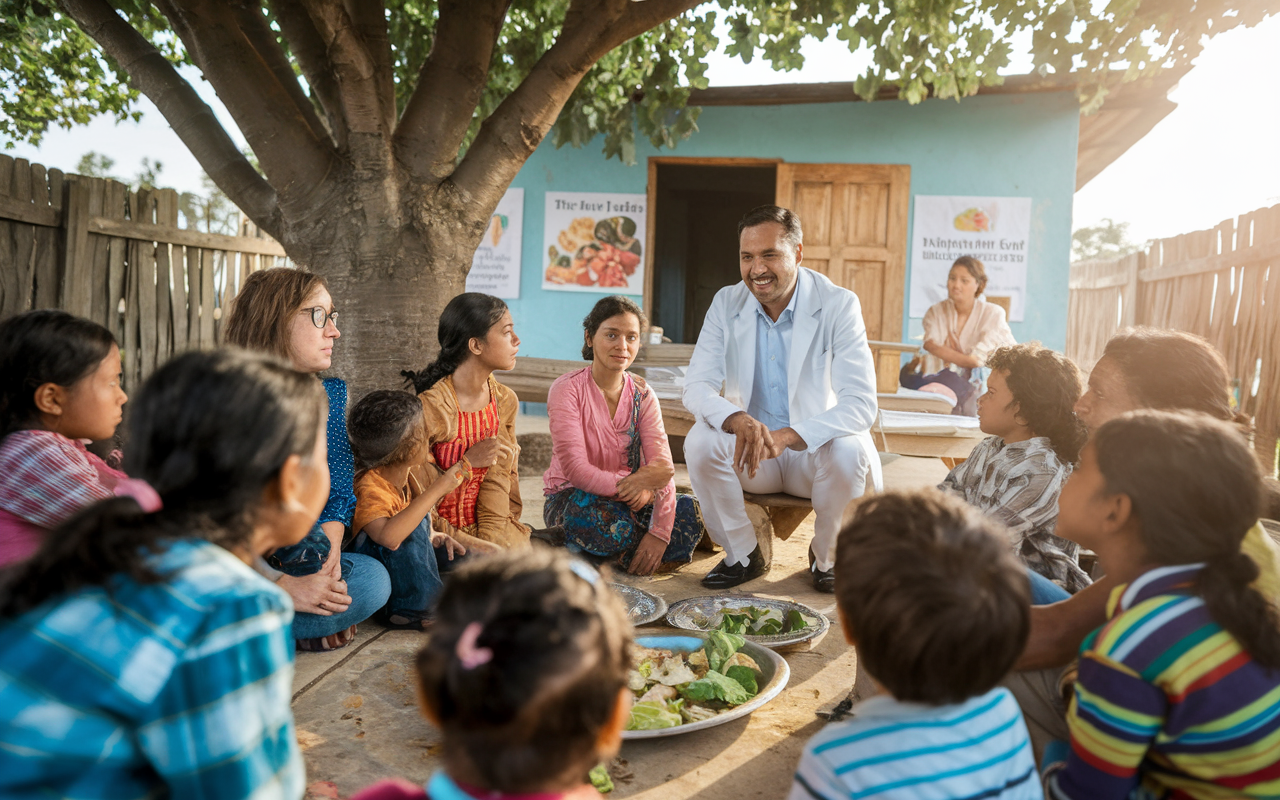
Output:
(809, 548), (835, 593)
(701, 544), (770, 589)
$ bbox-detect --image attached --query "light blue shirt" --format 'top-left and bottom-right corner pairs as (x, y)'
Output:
(748, 289), (797, 431)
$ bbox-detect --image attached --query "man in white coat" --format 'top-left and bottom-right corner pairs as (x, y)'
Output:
(683, 205), (882, 592)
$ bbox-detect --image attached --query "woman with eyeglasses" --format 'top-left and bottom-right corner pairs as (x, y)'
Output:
(224, 268), (391, 651)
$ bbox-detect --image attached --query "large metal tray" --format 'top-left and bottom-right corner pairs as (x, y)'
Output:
(609, 582), (668, 627)
(664, 595), (830, 648)
(622, 633), (790, 740)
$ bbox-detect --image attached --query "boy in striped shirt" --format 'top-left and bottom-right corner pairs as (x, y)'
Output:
(789, 490), (1043, 800)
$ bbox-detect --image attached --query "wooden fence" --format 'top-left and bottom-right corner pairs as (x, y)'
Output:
(1067, 204), (1280, 472)
(0, 154), (288, 392)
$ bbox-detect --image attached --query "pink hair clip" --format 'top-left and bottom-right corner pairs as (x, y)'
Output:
(114, 479), (163, 513)
(455, 622), (493, 670)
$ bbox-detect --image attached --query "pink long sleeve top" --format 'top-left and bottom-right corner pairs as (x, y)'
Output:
(543, 368), (677, 541)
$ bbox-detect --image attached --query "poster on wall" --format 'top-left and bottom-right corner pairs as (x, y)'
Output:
(541, 191), (646, 293)
(908, 195), (1031, 322)
(466, 188), (523, 299)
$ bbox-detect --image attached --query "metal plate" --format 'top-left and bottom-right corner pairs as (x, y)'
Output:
(664, 595), (830, 648)
(609, 582), (668, 627)
(622, 634), (790, 740)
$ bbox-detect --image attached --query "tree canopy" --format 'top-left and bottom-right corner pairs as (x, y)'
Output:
(1072, 217), (1143, 262)
(5, 0), (1267, 163)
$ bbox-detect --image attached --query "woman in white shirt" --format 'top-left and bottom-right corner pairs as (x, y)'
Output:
(903, 256), (1016, 415)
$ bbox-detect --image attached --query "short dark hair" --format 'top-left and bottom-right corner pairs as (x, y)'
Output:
(348, 390), (427, 470)
(952, 255), (988, 295)
(835, 490), (1031, 705)
(1102, 328), (1234, 422)
(416, 549), (632, 793)
(581, 295), (647, 361)
(986, 343), (1088, 463)
(0, 310), (117, 441)
(737, 205), (802, 252)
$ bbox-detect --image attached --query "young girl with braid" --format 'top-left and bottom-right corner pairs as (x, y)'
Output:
(352, 549), (633, 800)
(1043, 410), (1280, 798)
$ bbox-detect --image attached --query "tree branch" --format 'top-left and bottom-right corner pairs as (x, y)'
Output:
(450, 0), (697, 205)
(393, 0), (508, 181)
(270, 0), (349, 150)
(58, 0), (283, 236)
(303, 0), (393, 157)
(151, 0), (339, 207)
(342, 0), (395, 131)
(230, 2), (332, 146)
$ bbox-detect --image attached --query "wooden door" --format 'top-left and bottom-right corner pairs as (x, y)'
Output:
(775, 164), (910, 342)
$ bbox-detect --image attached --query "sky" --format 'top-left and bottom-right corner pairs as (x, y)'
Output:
(10, 12), (1279, 247)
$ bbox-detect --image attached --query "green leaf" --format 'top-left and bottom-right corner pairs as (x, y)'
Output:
(589, 764), (614, 793)
(679, 670), (751, 705)
(705, 631), (746, 673)
(726, 665), (759, 696)
(625, 700), (682, 731)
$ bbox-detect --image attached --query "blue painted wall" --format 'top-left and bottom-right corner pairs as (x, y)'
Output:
(502, 90), (1080, 360)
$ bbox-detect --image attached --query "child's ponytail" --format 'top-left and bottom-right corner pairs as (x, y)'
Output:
(1093, 410), (1280, 669)
(402, 293), (508, 394)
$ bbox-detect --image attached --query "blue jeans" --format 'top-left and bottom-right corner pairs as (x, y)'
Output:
(349, 518), (445, 623)
(290, 552), (391, 640)
(1028, 568), (1071, 605)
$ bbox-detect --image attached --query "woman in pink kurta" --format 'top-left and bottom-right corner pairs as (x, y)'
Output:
(543, 297), (703, 575)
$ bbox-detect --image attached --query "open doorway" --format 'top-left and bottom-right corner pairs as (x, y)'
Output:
(649, 161), (777, 343)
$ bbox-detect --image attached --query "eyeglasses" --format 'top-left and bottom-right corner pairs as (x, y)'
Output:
(300, 306), (339, 329)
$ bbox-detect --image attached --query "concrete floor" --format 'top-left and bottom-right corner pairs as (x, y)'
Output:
(294, 424), (949, 799)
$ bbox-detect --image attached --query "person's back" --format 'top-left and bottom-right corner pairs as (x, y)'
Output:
(790, 490), (1042, 800)
(0, 538), (296, 798)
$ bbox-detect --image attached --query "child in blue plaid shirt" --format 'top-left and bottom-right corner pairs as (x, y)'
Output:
(0, 349), (329, 800)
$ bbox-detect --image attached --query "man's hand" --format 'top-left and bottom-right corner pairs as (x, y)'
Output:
(767, 427), (808, 456)
(277, 571), (351, 616)
(722, 412), (775, 479)
(627, 533), (667, 576)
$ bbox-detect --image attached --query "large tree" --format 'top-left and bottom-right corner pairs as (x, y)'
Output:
(3, 0), (1268, 390)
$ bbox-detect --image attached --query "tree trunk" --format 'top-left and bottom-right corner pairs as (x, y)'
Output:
(281, 180), (488, 402)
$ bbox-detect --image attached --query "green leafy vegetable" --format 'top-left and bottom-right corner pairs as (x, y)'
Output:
(726, 665), (759, 696)
(786, 610), (811, 632)
(705, 631), (746, 673)
(680, 670), (751, 705)
(626, 700), (681, 731)
(589, 764), (614, 793)
(715, 605), (811, 636)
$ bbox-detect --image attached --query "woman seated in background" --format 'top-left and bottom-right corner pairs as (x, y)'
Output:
(902, 255), (1016, 416)
(0, 348), (323, 799)
(542, 296), (703, 575)
(224, 268), (391, 651)
(402, 293), (529, 552)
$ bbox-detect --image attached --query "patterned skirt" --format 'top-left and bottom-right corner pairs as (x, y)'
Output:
(543, 489), (704, 565)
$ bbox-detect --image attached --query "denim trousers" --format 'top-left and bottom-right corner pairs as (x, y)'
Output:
(349, 518), (445, 623)
(274, 523), (392, 640)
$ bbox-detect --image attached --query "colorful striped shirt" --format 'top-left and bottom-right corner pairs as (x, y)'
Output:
(1047, 563), (1280, 799)
(0, 538), (304, 800)
(940, 435), (1090, 592)
(432, 388), (500, 530)
(789, 687), (1043, 800)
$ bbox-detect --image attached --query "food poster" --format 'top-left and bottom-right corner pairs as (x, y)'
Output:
(908, 195), (1032, 322)
(466, 188), (523, 299)
(542, 192), (646, 293)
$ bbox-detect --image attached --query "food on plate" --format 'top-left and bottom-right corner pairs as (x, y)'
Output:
(700, 604), (813, 636)
(545, 216), (643, 288)
(624, 632), (762, 731)
(953, 207), (991, 232)
(558, 217), (598, 254)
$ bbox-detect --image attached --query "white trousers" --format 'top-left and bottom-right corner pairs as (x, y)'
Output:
(684, 424), (882, 571)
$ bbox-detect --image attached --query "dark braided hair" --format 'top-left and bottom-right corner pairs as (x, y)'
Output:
(402, 293), (508, 394)
(0, 310), (116, 441)
(986, 343), (1088, 463)
(0, 348), (327, 617)
(416, 548), (632, 793)
(1092, 410), (1279, 668)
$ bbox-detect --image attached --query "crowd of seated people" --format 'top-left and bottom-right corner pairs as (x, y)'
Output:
(2, 212), (1278, 799)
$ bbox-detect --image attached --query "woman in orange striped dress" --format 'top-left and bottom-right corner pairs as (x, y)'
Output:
(402, 294), (529, 552)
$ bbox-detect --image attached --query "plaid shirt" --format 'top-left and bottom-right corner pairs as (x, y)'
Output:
(0, 538), (304, 800)
(0, 429), (122, 528)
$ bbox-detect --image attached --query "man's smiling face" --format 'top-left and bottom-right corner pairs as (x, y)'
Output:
(739, 221), (801, 315)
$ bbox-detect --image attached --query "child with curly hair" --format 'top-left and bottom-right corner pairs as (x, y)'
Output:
(940, 343), (1089, 594)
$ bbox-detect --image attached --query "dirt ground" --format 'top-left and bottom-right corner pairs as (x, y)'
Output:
(291, 440), (949, 799)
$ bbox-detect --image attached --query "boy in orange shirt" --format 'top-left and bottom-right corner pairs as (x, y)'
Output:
(348, 390), (503, 630)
